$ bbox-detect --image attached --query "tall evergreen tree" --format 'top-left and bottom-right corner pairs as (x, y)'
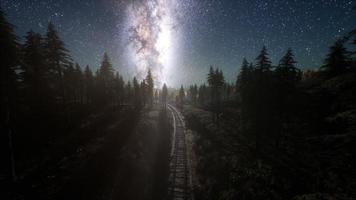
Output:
(74, 63), (83, 103)
(125, 80), (133, 103)
(114, 72), (124, 106)
(99, 53), (114, 82)
(236, 58), (250, 91)
(98, 53), (114, 105)
(0, 7), (19, 115)
(255, 46), (272, 72)
(198, 84), (207, 106)
(321, 39), (350, 76)
(21, 31), (49, 107)
(140, 80), (147, 106)
(276, 48), (301, 83)
(0, 8), (19, 181)
(161, 83), (168, 109)
(83, 65), (94, 103)
(133, 77), (141, 109)
(145, 69), (154, 106)
(44, 22), (71, 103)
(178, 85), (185, 106)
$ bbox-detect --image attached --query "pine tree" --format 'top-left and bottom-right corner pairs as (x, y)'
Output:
(98, 53), (114, 104)
(236, 58), (250, 91)
(63, 63), (75, 102)
(207, 66), (214, 87)
(162, 83), (168, 108)
(198, 84), (207, 106)
(0, 7), (19, 116)
(0, 8), (20, 181)
(74, 63), (83, 103)
(276, 48), (301, 83)
(126, 80), (132, 103)
(114, 72), (124, 106)
(321, 39), (350, 76)
(83, 65), (94, 103)
(99, 53), (114, 82)
(140, 80), (147, 106)
(255, 46), (272, 72)
(133, 77), (141, 109)
(188, 84), (198, 105)
(21, 31), (50, 107)
(44, 22), (71, 103)
(178, 85), (185, 106)
(145, 69), (154, 106)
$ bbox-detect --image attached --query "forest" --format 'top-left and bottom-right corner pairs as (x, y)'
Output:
(1, 4), (356, 200)
(181, 32), (356, 199)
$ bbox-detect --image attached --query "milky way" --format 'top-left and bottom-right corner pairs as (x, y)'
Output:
(127, 0), (177, 87)
(2, 0), (355, 87)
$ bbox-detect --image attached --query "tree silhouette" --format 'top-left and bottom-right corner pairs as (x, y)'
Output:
(140, 80), (147, 107)
(161, 83), (168, 109)
(0, 8), (20, 181)
(97, 53), (114, 105)
(114, 72), (124, 107)
(133, 77), (141, 109)
(145, 69), (154, 106)
(236, 58), (252, 103)
(74, 63), (84, 104)
(276, 48), (301, 84)
(83, 65), (94, 104)
(198, 84), (208, 106)
(125, 80), (133, 104)
(321, 39), (350, 76)
(178, 85), (185, 107)
(188, 84), (198, 105)
(255, 46), (272, 72)
(0, 7), (19, 121)
(207, 66), (225, 122)
(45, 22), (71, 104)
(21, 31), (49, 109)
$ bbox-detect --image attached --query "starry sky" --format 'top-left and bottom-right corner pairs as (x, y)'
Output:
(1, 0), (355, 87)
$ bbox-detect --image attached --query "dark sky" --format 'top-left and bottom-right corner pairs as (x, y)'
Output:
(1, 0), (355, 86)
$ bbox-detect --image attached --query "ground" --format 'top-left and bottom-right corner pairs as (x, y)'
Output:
(4, 105), (172, 200)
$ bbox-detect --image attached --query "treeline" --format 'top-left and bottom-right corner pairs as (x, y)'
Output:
(1, 7), (159, 121)
(184, 30), (356, 199)
(1, 8), (160, 180)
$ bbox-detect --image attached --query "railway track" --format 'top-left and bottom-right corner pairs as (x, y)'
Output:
(167, 104), (193, 200)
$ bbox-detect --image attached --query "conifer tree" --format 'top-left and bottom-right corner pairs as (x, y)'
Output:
(21, 31), (49, 107)
(99, 53), (114, 83)
(145, 69), (154, 106)
(236, 58), (250, 91)
(255, 46), (272, 72)
(178, 85), (185, 106)
(162, 83), (168, 108)
(140, 80), (147, 106)
(322, 39), (350, 76)
(276, 48), (301, 83)
(74, 63), (83, 103)
(0, 8), (19, 119)
(198, 84), (207, 106)
(83, 65), (94, 103)
(98, 53), (114, 105)
(133, 77), (141, 109)
(0, 8), (19, 181)
(126, 80), (133, 103)
(44, 22), (71, 103)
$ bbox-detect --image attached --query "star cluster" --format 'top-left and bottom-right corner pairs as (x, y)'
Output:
(2, 0), (355, 86)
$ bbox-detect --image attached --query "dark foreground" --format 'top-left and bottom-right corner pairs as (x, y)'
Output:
(2, 106), (171, 200)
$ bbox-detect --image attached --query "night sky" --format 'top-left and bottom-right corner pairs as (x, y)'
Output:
(1, 0), (355, 87)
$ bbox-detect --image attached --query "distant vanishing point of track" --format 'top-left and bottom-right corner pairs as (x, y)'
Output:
(167, 104), (193, 200)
